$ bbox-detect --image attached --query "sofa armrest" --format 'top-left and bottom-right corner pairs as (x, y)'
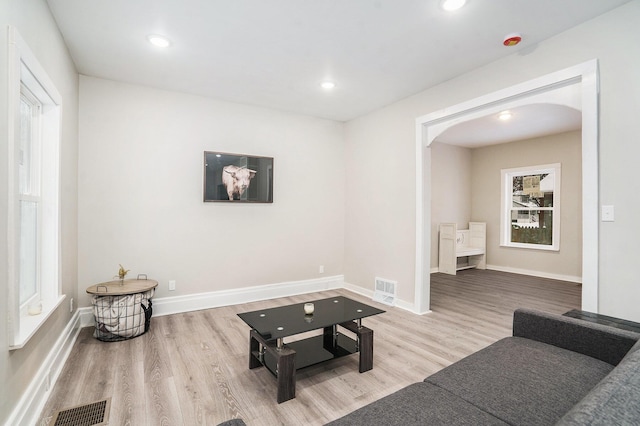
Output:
(512, 308), (640, 365)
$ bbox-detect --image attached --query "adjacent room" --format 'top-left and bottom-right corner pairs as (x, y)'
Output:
(430, 102), (584, 290)
(2, 0), (640, 425)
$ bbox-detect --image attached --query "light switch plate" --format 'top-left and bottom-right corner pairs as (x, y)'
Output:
(602, 205), (614, 222)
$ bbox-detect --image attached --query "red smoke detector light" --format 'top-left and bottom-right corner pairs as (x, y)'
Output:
(503, 33), (522, 47)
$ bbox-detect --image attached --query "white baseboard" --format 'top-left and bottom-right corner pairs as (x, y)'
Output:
(79, 275), (346, 326)
(343, 281), (417, 314)
(153, 274), (344, 317)
(80, 275), (418, 327)
(429, 264), (581, 284)
(430, 266), (439, 273)
(8, 309), (82, 426)
(486, 264), (582, 283)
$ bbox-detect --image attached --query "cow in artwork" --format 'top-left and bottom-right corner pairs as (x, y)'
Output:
(222, 165), (257, 200)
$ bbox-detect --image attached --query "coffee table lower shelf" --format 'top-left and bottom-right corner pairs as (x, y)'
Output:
(257, 333), (357, 374)
(248, 321), (373, 403)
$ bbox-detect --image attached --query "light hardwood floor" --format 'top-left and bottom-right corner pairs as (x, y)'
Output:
(39, 270), (581, 425)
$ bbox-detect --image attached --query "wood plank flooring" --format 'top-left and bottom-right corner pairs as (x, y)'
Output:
(39, 270), (581, 425)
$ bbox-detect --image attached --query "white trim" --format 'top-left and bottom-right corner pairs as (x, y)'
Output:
(80, 276), (427, 327)
(7, 24), (22, 350)
(415, 59), (599, 314)
(500, 163), (561, 251)
(82, 275), (345, 322)
(79, 306), (95, 328)
(486, 264), (582, 284)
(7, 26), (64, 348)
(430, 266), (581, 283)
(343, 281), (419, 314)
(414, 122), (428, 315)
(579, 62), (599, 312)
(429, 263), (580, 283)
(10, 295), (66, 350)
(343, 280), (375, 299)
(154, 275), (345, 317)
(6, 310), (83, 426)
(9, 27), (62, 104)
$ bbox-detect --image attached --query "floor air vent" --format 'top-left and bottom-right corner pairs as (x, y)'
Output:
(51, 398), (110, 426)
(373, 277), (397, 306)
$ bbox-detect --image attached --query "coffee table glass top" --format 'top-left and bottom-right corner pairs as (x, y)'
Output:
(237, 296), (385, 340)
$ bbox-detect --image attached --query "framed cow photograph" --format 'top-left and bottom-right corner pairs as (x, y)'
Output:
(203, 151), (274, 203)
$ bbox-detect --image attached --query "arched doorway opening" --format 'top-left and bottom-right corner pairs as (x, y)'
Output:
(414, 60), (599, 314)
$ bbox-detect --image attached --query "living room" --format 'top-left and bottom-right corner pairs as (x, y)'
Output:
(2, 1), (640, 425)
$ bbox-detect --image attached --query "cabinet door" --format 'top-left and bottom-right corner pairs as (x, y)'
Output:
(469, 222), (486, 269)
(439, 223), (457, 275)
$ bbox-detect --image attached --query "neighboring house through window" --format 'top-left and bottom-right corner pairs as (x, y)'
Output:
(500, 163), (561, 251)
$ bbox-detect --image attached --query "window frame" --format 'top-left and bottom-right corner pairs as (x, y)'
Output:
(18, 87), (43, 312)
(500, 163), (561, 251)
(7, 26), (65, 349)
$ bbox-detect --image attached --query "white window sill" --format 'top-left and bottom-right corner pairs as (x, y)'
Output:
(9, 295), (66, 350)
(500, 243), (559, 251)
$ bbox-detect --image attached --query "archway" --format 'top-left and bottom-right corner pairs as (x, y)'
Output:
(414, 60), (599, 314)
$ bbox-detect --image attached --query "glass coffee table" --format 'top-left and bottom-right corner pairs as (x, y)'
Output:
(237, 296), (385, 403)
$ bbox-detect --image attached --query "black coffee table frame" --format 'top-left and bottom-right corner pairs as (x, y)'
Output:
(239, 296), (384, 403)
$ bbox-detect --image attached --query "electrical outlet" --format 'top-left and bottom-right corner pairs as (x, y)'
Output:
(319, 265), (325, 274)
(602, 205), (615, 222)
(70, 298), (74, 313)
(169, 280), (176, 291)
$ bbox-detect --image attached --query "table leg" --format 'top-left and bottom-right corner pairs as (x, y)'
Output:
(249, 330), (262, 369)
(357, 326), (373, 373)
(248, 329), (297, 403)
(340, 321), (374, 373)
(276, 349), (296, 403)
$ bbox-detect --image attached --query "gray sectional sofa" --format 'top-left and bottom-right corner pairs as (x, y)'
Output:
(219, 308), (640, 425)
(328, 308), (640, 425)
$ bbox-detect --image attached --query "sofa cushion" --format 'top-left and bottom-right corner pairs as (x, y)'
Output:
(326, 382), (509, 426)
(425, 337), (614, 426)
(556, 348), (640, 425)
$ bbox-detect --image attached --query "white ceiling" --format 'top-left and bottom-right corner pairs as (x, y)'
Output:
(436, 104), (583, 148)
(47, 0), (629, 124)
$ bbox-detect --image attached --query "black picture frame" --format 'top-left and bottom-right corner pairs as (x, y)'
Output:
(203, 151), (274, 203)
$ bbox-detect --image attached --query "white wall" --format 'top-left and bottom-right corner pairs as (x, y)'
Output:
(429, 132), (581, 279)
(344, 0), (640, 321)
(343, 106), (417, 303)
(2, 2), (639, 422)
(78, 76), (345, 307)
(430, 142), (472, 270)
(0, 0), (79, 423)
(471, 131), (582, 280)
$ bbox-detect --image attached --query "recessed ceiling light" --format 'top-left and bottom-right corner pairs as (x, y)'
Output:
(441, 0), (467, 12)
(498, 111), (512, 121)
(147, 34), (171, 48)
(321, 81), (336, 90)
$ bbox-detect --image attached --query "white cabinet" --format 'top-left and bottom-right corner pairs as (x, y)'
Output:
(438, 222), (486, 275)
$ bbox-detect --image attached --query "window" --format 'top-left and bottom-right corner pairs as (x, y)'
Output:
(500, 163), (561, 251)
(19, 89), (41, 308)
(8, 27), (64, 349)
